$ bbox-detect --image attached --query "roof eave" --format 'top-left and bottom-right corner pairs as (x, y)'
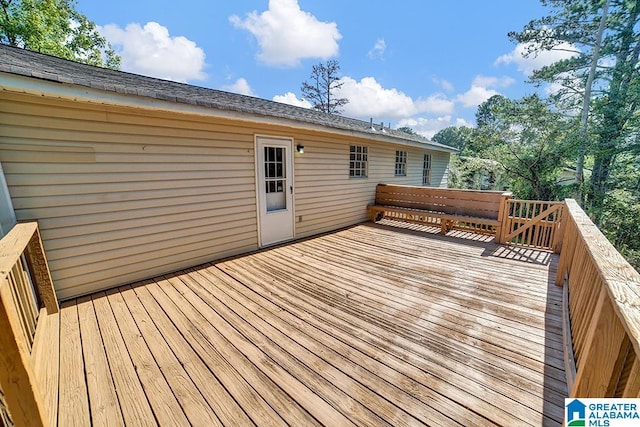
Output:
(0, 71), (457, 154)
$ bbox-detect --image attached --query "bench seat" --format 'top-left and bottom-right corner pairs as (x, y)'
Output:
(368, 204), (501, 234)
(368, 184), (512, 240)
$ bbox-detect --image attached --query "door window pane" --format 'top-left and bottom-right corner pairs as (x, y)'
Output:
(265, 146), (287, 211)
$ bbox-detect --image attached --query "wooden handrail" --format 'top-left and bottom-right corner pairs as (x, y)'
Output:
(556, 199), (640, 397)
(0, 221), (58, 427)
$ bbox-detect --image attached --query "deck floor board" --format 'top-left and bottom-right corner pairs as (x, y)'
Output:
(116, 283), (223, 426)
(250, 247), (568, 405)
(76, 295), (122, 426)
(56, 222), (567, 426)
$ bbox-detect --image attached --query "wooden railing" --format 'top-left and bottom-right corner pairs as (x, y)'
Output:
(370, 187), (640, 396)
(556, 199), (640, 397)
(0, 222), (58, 427)
(501, 199), (565, 252)
(368, 185), (568, 251)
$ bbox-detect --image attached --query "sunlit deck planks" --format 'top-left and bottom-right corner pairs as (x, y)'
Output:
(57, 221), (566, 426)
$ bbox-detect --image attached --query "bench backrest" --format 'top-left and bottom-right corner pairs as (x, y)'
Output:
(374, 184), (511, 220)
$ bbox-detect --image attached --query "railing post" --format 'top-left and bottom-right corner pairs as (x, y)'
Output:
(0, 221), (57, 426)
(555, 201), (572, 286)
(0, 279), (47, 427)
(552, 201), (567, 254)
(495, 192), (512, 244)
(24, 226), (58, 314)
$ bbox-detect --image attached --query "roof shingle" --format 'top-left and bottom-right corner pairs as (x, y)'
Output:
(0, 44), (456, 152)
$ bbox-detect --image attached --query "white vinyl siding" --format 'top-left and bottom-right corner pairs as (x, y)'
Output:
(294, 139), (449, 239)
(0, 90), (451, 299)
(0, 93), (258, 299)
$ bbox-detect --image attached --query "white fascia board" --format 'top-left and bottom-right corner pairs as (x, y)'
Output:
(0, 72), (457, 154)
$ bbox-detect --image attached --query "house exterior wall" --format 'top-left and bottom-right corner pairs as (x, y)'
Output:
(293, 136), (449, 238)
(0, 91), (449, 299)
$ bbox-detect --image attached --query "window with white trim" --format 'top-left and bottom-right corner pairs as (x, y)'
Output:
(422, 153), (432, 185)
(395, 150), (407, 176)
(349, 145), (368, 178)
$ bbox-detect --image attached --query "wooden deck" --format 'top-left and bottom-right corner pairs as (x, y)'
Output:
(55, 221), (566, 426)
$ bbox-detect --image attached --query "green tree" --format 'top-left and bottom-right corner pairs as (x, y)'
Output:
(475, 95), (511, 130)
(598, 153), (640, 270)
(301, 59), (349, 114)
(397, 126), (416, 135)
(474, 95), (573, 200)
(432, 126), (475, 153)
(0, 0), (120, 69)
(510, 0), (640, 213)
(448, 155), (506, 191)
(588, 1), (640, 213)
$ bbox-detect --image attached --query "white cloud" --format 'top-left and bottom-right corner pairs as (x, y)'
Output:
(396, 116), (470, 139)
(544, 81), (565, 96)
(368, 38), (386, 60)
(273, 92), (313, 108)
(455, 117), (473, 127)
(432, 77), (454, 92)
(457, 86), (498, 108)
(472, 75), (515, 88)
(221, 78), (255, 96)
(99, 22), (206, 83)
(337, 76), (455, 119)
(456, 75), (514, 108)
(415, 94), (457, 115)
(230, 0), (341, 67)
(495, 41), (579, 76)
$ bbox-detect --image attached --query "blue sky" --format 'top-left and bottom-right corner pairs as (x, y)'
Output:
(77, 0), (573, 138)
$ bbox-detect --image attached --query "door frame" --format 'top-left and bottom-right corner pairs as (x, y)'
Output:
(254, 135), (296, 248)
(0, 162), (16, 236)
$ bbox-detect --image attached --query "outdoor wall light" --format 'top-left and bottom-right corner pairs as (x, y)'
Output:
(296, 144), (305, 154)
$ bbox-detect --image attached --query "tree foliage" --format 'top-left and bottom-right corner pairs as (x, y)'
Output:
(442, 1), (640, 271)
(510, 0), (640, 213)
(432, 125), (474, 153)
(397, 126), (417, 135)
(491, 0), (640, 271)
(598, 153), (640, 268)
(301, 60), (349, 114)
(442, 95), (574, 199)
(0, 0), (120, 69)
(473, 95), (574, 200)
(448, 155), (506, 191)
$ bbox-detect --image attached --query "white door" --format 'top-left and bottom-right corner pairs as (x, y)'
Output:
(256, 137), (294, 246)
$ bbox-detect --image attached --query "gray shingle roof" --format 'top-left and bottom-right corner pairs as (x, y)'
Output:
(0, 44), (457, 152)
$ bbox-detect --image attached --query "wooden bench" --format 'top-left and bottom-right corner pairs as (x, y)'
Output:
(368, 184), (512, 242)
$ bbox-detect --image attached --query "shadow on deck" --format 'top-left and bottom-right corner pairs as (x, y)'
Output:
(58, 221), (567, 426)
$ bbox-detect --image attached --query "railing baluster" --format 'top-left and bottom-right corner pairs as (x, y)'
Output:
(8, 267), (32, 347)
(12, 262), (36, 346)
(622, 357), (640, 397)
(21, 256), (40, 323)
